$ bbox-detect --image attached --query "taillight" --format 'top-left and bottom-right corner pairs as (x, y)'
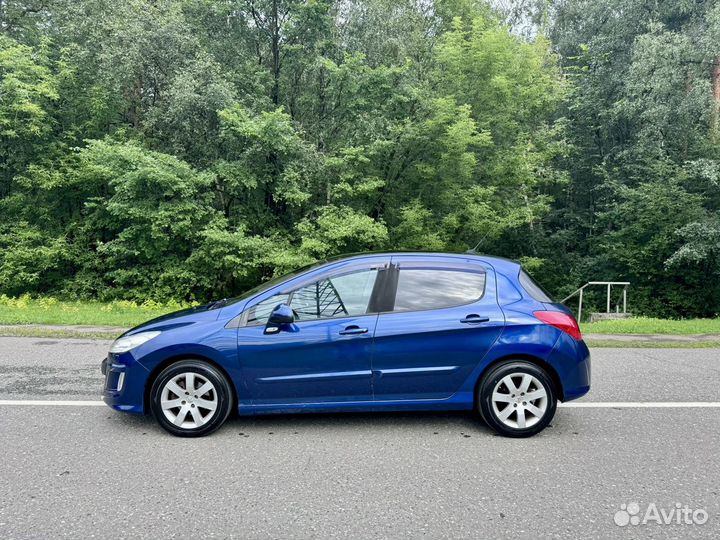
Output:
(533, 310), (582, 341)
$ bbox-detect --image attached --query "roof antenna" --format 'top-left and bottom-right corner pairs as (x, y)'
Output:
(466, 234), (488, 254)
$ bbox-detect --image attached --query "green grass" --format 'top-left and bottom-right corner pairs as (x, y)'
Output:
(581, 317), (720, 335)
(0, 295), (193, 327)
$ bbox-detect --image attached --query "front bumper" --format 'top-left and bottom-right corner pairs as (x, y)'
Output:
(101, 352), (148, 414)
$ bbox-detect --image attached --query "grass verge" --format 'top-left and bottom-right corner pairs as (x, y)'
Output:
(1, 295), (719, 347)
(581, 317), (720, 335)
(0, 295), (192, 327)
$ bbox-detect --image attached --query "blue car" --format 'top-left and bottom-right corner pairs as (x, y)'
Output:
(101, 252), (590, 438)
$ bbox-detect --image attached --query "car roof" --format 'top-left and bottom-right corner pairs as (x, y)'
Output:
(321, 251), (522, 274)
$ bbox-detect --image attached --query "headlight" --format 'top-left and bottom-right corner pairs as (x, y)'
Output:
(109, 331), (161, 353)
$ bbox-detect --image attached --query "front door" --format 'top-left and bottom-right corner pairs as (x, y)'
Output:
(371, 257), (505, 401)
(237, 263), (387, 406)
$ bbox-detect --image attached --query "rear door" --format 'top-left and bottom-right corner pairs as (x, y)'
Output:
(371, 256), (505, 401)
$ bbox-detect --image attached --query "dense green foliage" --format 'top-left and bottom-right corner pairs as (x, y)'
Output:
(538, 0), (720, 317)
(0, 0), (719, 318)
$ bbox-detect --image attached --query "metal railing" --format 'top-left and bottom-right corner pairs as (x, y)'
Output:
(561, 282), (630, 322)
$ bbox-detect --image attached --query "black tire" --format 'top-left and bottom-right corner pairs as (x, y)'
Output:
(477, 361), (557, 438)
(149, 360), (233, 437)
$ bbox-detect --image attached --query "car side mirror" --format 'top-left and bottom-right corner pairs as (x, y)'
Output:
(267, 304), (294, 327)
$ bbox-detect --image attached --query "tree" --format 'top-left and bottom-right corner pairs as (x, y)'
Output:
(540, 0), (720, 315)
(0, 35), (57, 196)
(1, 0), (716, 317)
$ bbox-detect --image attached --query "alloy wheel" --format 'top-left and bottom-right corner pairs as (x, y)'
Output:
(160, 372), (218, 429)
(490, 373), (548, 429)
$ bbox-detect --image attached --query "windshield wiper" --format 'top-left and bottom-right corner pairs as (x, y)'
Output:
(206, 298), (229, 310)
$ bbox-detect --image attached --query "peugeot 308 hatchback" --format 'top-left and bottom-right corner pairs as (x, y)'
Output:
(102, 253), (591, 437)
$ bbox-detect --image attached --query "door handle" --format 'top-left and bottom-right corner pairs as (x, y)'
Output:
(339, 325), (369, 335)
(460, 314), (490, 324)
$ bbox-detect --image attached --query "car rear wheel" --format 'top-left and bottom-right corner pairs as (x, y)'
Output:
(478, 361), (557, 438)
(150, 360), (233, 437)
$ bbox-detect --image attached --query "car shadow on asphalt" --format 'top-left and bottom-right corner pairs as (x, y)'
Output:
(105, 408), (498, 437)
(231, 410), (493, 431)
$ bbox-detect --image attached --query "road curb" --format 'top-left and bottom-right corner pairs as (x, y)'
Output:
(584, 333), (720, 342)
(0, 324), (126, 335)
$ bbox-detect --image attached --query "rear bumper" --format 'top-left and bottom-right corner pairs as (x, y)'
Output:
(547, 333), (591, 402)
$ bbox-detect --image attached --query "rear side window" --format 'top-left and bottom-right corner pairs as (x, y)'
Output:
(519, 270), (553, 302)
(393, 269), (485, 312)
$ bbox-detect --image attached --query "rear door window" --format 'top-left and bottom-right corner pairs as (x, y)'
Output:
(392, 269), (485, 312)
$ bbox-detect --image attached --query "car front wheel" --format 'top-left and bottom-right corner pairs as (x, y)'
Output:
(149, 360), (233, 437)
(478, 361), (557, 438)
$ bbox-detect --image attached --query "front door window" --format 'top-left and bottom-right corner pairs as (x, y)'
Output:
(290, 269), (378, 321)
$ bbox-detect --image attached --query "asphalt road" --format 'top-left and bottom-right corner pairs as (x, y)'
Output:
(0, 337), (718, 539)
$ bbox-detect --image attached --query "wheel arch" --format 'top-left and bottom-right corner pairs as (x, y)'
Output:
(473, 353), (565, 407)
(144, 353), (237, 414)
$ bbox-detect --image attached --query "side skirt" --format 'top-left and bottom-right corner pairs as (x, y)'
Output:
(236, 392), (476, 416)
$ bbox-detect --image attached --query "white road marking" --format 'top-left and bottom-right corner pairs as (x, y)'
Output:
(0, 400), (718, 408)
(0, 400), (105, 406)
(560, 402), (720, 408)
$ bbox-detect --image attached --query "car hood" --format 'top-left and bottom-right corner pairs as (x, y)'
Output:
(121, 303), (226, 337)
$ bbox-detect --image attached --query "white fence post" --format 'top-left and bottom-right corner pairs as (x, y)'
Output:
(606, 283), (611, 313)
